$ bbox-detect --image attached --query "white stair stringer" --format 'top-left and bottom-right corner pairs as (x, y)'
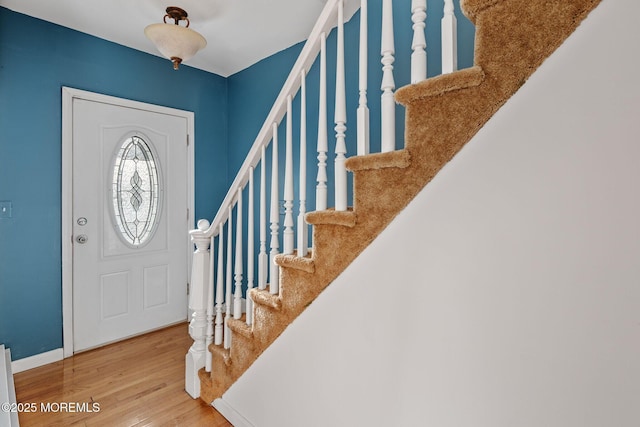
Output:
(1, 345), (20, 427)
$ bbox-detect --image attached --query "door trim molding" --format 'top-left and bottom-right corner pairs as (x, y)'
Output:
(61, 87), (195, 357)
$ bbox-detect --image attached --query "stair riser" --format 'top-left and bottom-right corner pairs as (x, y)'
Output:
(229, 334), (258, 369)
(279, 268), (322, 313)
(251, 305), (290, 349)
(473, 1), (601, 75)
(352, 166), (421, 220)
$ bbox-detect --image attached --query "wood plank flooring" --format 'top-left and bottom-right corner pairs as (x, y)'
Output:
(13, 323), (232, 426)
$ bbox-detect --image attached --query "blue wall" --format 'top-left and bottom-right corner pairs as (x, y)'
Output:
(0, 7), (228, 360)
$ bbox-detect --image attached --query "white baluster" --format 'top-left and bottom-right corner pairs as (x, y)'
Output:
(298, 71), (309, 257)
(269, 123), (280, 294)
(185, 219), (210, 398)
(205, 235), (215, 372)
(381, 0), (396, 152)
(234, 190), (243, 320)
(258, 146), (268, 290)
(357, 0), (370, 155)
(411, 0), (427, 83)
(246, 168), (255, 325)
(442, 0), (458, 74)
(335, 0), (348, 211)
(283, 96), (295, 255)
(316, 32), (328, 212)
(214, 224), (224, 346)
(224, 207), (233, 349)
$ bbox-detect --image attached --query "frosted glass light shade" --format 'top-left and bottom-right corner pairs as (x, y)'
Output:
(145, 23), (207, 70)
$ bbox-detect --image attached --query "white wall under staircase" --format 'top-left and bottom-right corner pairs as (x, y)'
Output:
(220, 1), (640, 425)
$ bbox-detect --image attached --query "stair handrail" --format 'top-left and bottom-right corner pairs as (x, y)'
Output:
(196, 0), (360, 240)
(185, 0), (360, 398)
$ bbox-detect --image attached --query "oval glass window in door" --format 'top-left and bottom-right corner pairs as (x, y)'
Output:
(111, 135), (162, 247)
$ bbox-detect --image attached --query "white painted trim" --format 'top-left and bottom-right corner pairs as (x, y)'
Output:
(213, 398), (255, 427)
(61, 88), (74, 358)
(61, 87), (195, 358)
(11, 348), (63, 374)
(1, 346), (19, 426)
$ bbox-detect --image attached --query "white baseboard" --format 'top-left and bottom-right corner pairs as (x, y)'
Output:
(213, 398), (255, 427)
(11, 348), (64, 374)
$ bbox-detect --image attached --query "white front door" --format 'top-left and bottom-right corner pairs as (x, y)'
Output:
(71, 97), (190, 352)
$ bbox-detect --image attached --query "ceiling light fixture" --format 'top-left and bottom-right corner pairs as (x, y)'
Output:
(144, 6), (207, 70)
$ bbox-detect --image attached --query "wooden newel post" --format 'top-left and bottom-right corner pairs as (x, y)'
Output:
(185, 219), (211, 398)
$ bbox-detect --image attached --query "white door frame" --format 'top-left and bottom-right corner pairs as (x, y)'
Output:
(61, 87), (195, 357)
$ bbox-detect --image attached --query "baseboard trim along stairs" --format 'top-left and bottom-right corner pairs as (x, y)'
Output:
(213, 398), (255, 427)
(195, 0), (603, 406)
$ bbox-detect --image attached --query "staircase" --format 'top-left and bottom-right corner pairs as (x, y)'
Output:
(186, 0), (602, 406)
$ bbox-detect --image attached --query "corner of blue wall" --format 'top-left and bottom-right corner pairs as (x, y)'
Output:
(0, 6), (228, 360)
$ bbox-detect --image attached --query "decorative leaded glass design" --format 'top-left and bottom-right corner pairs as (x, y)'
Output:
(111, 135), (161, 247)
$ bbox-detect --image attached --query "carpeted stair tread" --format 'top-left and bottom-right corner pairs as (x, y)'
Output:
(249, 288), (282, 310)
(395, 66), (485, 104)
(274, 254), (315, 273)
(227, 316), (254, 339)
(461, 0), (501, 23)
(345, 149), (411, 172)
(305, 208), (356, 227)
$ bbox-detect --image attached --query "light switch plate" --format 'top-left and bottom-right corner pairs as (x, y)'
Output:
(0, 201), (12, 218)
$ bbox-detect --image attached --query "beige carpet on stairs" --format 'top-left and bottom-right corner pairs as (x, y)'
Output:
(200, 0), (602, 404)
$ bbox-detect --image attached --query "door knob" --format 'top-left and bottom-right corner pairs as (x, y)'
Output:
(76, 234), (88, 244)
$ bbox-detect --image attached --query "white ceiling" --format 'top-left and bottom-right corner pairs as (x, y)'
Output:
(0, 0), (331, 76)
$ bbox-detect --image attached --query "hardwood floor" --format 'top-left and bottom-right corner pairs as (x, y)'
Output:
(13, 323), (232, 426)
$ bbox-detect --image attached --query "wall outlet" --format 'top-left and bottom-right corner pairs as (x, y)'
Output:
(0, 201), (12, 218)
